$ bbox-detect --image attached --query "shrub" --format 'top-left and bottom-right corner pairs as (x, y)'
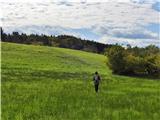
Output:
(106, 45), (126, 74)
(105, 45), (160, 77)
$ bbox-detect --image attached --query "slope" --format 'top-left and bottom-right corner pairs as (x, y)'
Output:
(1, 42), (160, 120)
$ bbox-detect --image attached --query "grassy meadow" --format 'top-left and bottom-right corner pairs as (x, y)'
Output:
(1, 42), (160, 120)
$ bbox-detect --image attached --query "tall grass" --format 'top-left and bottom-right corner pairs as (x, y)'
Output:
(2, 42), (160, 120)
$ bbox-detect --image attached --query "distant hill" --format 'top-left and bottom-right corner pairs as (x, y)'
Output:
(1, 28), (112, 54)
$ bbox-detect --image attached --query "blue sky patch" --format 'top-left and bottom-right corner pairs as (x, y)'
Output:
(145, 23), (159, 33)
(152, 2), (160, 12)
(69, 28), (100, 41)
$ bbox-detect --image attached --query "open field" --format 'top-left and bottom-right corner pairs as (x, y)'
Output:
(1, 42), (160, 120)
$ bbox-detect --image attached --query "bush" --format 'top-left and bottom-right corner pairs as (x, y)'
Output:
(144, 55), (160, 76)
(106, 45), (126, 74)
(105, 45), (160, 77)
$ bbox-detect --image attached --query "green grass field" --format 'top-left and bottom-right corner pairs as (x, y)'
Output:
(2, 42), (160, 120)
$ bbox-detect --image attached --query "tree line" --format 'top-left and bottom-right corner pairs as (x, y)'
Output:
(1, 28), (159, 77)
(105, 45), (160, 77)
(1, 28), (112, 54)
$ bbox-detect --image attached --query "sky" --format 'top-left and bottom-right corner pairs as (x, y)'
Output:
(0, 0), (160, 47)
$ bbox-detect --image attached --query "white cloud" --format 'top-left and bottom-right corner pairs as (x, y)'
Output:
(100, 35), (160, 47)
(0, 0), (159, 3)
(3, 25), (88, 39)
(1, 2), (159, 28)
(0, 1), (159, 47)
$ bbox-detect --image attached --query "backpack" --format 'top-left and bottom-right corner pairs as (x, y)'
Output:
(94, 75), (100, 84)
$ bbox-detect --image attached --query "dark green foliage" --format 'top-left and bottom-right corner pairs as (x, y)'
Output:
(106, 45), (160, 77)
(106, 46), (126, 74)
(1, 28), (111, 53)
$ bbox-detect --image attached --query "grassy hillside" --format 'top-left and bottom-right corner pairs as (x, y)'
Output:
(2, 42), (160, 120)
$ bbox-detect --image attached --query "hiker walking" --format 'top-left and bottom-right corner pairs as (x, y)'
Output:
(93, 71), (101, 93)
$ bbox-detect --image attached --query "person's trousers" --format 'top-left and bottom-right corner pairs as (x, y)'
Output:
(95, 84), (99, 92)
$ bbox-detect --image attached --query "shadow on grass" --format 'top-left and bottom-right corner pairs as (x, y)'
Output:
(2, 67), (159, 83)
(2, 67), (95, 82)
(112, 72), (160, 80)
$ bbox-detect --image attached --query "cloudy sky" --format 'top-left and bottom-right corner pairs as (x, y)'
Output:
(0, 0), (160, 47)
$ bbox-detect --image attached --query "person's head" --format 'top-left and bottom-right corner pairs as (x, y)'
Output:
(95, 71), (98, 75)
